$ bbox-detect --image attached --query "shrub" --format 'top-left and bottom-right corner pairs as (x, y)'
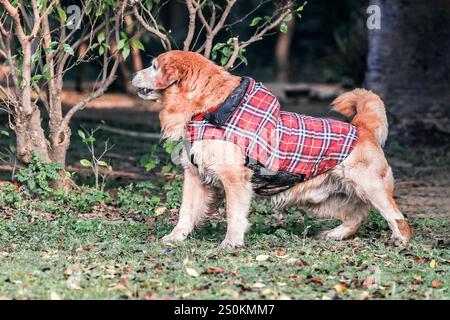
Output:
(54, 186), (112, 213)
(0, 182), (21, 209)
(162, 178), (183, 209)
(116, 182), (161, 215)
(15, 153), (63, 197)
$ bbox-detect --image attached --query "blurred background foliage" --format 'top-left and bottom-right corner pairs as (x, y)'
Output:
(66, 0), (369, 87)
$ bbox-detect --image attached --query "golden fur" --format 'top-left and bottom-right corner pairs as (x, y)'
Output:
(132, 50), (412, 248)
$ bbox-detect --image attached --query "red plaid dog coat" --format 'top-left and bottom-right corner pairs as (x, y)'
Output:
(187, 78), (358, 182)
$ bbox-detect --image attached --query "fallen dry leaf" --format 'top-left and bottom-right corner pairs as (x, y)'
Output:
(307, 277), (324, 285)
(429, 259), (436, 269)
(286, 258), (298, 264)
(155, 207), (166, 216)
(431, 280), (442, 288)
(273, 248), (287, 256)
(261, 289), (277, 296)
(186, 267), (200, 277)
(295, 259), (309, 267)
(362, 278), (375, 289)
(334, 283), (347, 293)
(255, 254), (269, 262)
(206, 266), (225, 274)
(288, 274), (301, 281)
(252, 282), (265, 288)
(412, 256), (427, 264)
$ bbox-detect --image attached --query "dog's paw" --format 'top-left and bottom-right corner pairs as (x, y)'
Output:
(161, 231), (187, 243)
(220, 238), (244, 249)
(315, 229), (347, 241)
(388, 234), (409, 247)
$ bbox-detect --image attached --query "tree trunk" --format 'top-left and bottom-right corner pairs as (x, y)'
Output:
(15, 107), (50, 164)
(49, 125), (71, 165)
(275, 19), (295, 82)
(365, 0), (450, 140)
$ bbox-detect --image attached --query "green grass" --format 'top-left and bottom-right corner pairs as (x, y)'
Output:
(0, 129), (449, 300)
(0, 199), (449, 300)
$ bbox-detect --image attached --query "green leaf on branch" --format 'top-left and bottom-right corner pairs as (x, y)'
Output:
(32, 50), (41, 64)
(280, 22), (288, 33)
(283, 13), (293, 22)
(220, 55), (229, 66)
(80, 159), (92, 167)
(132, 39), (145, 51)
(43, 63), (51, 81)
(211, 42), (225, 60)
(297, 1), (308, 12)
(250, 17), (262, 27)
(238, 48), (248, 66)
(145, 0), (154, 11)
(62, 44), (74, 56)
(97, 161), (108, 167)
(117, 39), (126, 50)
(57, 7), (67, 22)
(31, 74), (43, 84)
(44, 41), (58, 54)
(97, 32), (105, 43)
(77, 130), (86, 140)
(222, 46), (232, 58)
(122, 46), (130, 60)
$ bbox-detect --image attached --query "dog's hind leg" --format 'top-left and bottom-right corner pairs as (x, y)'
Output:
(351, 167), (412, 245)
(216, 165), (253, 248)
(315, 199), (369, 240)
(162, 167), (213, 242)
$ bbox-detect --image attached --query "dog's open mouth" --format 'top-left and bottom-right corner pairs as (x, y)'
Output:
(136, 87), (162, 102)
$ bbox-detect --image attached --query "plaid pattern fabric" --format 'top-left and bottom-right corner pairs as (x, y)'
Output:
(187, 78), (358, 181)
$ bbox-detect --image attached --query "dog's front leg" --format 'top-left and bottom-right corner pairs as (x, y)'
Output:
(162, 166), (211, 242)
(217, 165), (253, 248)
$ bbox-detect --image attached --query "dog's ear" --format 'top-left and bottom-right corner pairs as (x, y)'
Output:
(154, 56), (180, 89)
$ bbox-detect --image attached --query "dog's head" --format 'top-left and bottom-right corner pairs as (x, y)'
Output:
(132, 50), (218, 102)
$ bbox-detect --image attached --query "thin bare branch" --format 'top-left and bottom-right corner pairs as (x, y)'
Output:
(240, 1), (293, 49)
(61, 1), (125, 128)
(0, 16), (9, 36)
(212, 0), (237, 34)
(183, 0), (197, 50)
(131, 1), (171, 50)
(225, 0), (294, 69)
(29, 0), (41, 38)
(224, 37), (240, 69)
(194, 0), (238, 58)
(0, 0), (27, 44)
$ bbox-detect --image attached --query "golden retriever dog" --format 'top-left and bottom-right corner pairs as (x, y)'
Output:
(132, 50), (412, 248)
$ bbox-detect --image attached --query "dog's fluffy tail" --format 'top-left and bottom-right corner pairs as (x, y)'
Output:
(332, 89), (388, 146)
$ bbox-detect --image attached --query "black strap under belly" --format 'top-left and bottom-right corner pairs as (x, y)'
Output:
(185, 141), (305, 196)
